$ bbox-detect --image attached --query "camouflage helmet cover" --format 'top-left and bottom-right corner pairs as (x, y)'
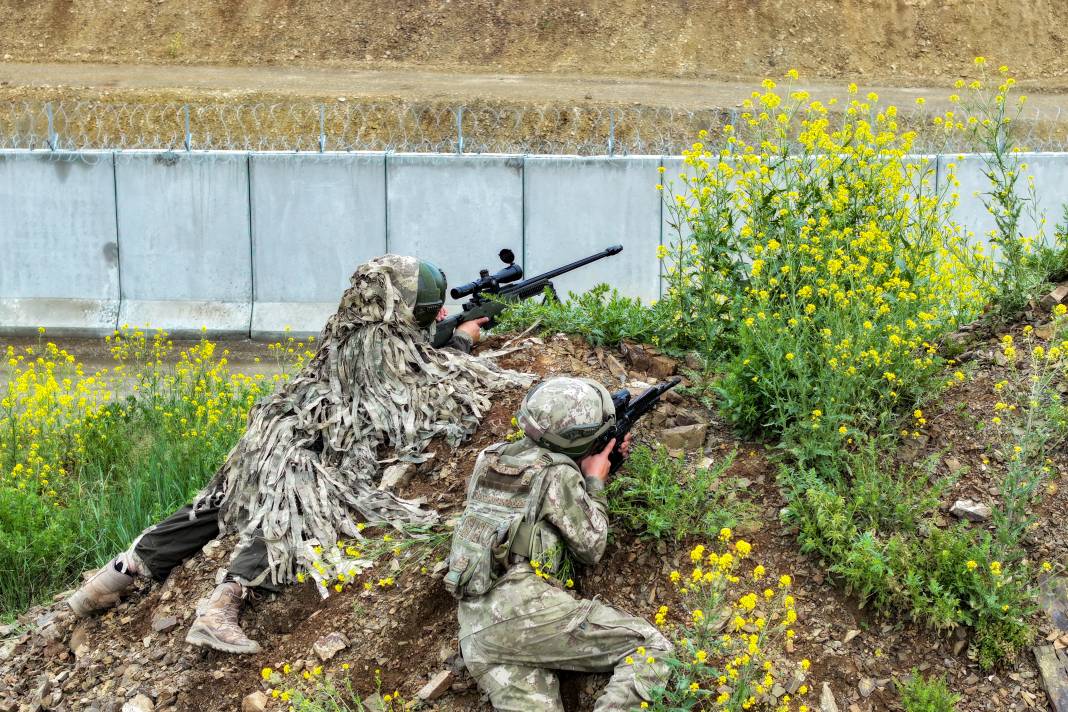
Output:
(413, 260), (448, 327)
(517, 377), (616, 458)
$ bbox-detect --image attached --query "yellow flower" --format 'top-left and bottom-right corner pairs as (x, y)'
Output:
(261, 667), (273, 680)
(966, 560), (978, 570)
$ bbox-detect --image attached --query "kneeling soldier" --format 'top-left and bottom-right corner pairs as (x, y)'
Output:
(445, 376), (672, 711)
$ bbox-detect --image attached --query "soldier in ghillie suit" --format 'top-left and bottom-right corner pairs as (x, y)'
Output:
(444, 376), (673, 711)
(67, 255), (531, 654)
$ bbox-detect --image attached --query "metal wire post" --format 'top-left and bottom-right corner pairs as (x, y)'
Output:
(45, 102), (57, 150)
(183, 105), (192, 151)
(318, 105), (326, 153)
(456, 106), (465, 155)
(608, 110), (615, 157)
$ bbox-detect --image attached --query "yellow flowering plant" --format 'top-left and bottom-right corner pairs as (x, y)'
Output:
(661, 71), (990, 453)
(265, 664), (414, 711)
(985, 309), (1068, 550)
(645, 539), (813, 711)
(0, 327), (313, 613)
(942, 60), (1067, 318)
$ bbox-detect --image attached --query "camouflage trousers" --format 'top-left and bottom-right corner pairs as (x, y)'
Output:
(458, 569), (672, 712)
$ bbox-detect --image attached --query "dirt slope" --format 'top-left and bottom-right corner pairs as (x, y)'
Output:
(2, 0), (1068, 86)
(1, 332), (1063, 712)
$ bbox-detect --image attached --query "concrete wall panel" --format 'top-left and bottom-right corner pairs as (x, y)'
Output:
(942, 152), (1068, 252)
(524, 156), (662, 303)
(115, 152), (252, 336)
(386, 154), (524, 311)
(0, 151), (119, 335)
(249, 153), (386, 338)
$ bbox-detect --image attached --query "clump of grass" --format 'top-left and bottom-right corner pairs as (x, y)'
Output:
(606, 444), (742, 541)
(897, 669), (960, 712)
(495, 283), (659, 347)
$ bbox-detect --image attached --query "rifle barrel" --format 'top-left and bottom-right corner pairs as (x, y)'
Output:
(508, 245), (623, 290)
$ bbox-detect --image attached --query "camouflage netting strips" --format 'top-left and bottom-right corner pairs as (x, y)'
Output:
(191, 255), (533, 589)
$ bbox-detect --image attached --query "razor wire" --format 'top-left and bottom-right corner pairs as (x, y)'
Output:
(2, 100), (1068, 155)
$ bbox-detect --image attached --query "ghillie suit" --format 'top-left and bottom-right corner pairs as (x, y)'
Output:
(190, 255), (532, 587)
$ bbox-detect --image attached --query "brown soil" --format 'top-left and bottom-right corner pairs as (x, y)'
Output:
(1, 331), (1061, 712)
(2, 1), (1068, 87)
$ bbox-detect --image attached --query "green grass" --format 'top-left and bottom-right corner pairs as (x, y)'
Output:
(606, 444), (744, 542)
(495, 283), (660, 347)
(898, 669), (960, 712)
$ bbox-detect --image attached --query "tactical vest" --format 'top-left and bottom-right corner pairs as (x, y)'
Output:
(443, 440), (577, 600)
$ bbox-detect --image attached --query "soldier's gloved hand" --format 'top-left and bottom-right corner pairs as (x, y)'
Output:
(579, 438), (616, 483)
(456, 317), (491, 345)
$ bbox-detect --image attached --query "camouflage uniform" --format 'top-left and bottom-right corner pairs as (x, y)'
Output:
(455, 438), (672, 712)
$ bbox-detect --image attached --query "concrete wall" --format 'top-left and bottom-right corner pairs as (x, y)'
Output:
(250, 152), (386, 339)
(386, 154), (524, 310)
(525, 156), (662, 303)
(115, 152), (252, 336)
(2, 149), (1067, 338)
(944, 153), (1068, 251)
(0, 151), (119, 335)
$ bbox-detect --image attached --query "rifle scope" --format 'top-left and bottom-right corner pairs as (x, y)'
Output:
(450, 249), (524, 299)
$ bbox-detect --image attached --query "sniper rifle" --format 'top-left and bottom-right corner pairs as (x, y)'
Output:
(431, 244), (623, 349)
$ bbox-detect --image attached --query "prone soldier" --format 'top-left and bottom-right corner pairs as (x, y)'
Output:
(66, 256), (497, 654)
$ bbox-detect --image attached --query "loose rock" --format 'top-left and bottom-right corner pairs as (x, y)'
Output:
(820, 682), (840, 712)
(378, 463), (416, 491)
(1041, 283), (1068, 308)
(150, 616), (178, 634)
(313, 631), (348, 662)
(242, 691), (268, 712)
(659, 423), (707, 452)
(416, 670), (454, 701)
(121, 694), (154, 712)
(950, 499), (992, 522)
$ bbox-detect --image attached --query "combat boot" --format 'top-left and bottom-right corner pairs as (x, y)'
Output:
(184, 582), (262, 654)
(67, 553), (139, 617)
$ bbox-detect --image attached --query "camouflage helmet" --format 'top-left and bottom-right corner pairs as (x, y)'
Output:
(516, 377), (616, 458)
(413, 260), (447, 327)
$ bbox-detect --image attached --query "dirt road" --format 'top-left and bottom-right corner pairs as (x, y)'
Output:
(6, 62), (1068, 114)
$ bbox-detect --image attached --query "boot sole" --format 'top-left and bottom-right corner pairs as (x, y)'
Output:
(185, 625), (262, 655)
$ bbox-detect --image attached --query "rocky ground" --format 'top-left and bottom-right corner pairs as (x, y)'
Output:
(0, 328), (1065, 712)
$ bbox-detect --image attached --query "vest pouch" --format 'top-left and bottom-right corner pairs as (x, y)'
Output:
(443, 510), (511, 600)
